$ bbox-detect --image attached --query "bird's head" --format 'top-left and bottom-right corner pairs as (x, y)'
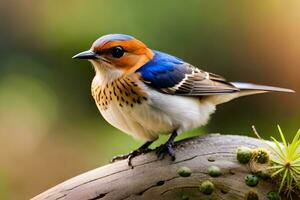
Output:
(73, 34), (154, 80)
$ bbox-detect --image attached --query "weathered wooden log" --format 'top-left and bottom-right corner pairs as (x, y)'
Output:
(32, 134), (280, 200)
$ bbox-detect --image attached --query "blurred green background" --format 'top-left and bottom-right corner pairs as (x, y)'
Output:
(0, 1), (299, 199)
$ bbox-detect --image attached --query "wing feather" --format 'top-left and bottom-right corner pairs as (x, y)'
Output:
(137, 51), (239, 96)
(158, 63), (239, 96)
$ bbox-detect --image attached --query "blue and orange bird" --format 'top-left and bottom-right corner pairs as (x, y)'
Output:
(73, 34), (294, 166)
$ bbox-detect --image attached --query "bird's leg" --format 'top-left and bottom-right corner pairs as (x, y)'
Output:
(111, 141), (153, 167)
(156, 130), (178, 160)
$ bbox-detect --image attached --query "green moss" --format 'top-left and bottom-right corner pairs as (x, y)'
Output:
(236, 146), (252, 164)
(267, 192), (281, 200)
(252, 148), (270, 164)
(208, 166), (221, 177)
(177, 166), (192, 177)
(245, 174), (259, 187)
(199, 180), (214, 195)
(257, 170), (271, 180)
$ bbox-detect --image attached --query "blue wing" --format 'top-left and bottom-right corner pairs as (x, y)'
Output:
(137, 50), (187, 88)
(137, 51), (239, 96)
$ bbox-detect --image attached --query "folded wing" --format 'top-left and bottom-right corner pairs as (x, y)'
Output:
(137, 51), (239, 96)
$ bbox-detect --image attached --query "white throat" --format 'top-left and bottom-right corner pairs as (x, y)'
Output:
(90, 60), (123, 85)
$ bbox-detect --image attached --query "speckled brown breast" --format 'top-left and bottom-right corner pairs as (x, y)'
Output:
(91, 76), (148, 111)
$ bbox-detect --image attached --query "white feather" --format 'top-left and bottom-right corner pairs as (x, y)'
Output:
(98, 84), (216, 141)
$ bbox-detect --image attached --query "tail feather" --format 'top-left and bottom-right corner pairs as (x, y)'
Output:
(231, 82), (295, 93)
(207, 82), (294, 105)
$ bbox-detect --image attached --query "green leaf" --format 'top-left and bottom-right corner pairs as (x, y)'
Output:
(279, 169), (288, 193)
(272, 167), (285, 178)
(278, 125), (288, 149)
(270, 137), (286, 160)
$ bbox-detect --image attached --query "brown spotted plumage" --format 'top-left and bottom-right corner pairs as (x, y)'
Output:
(91, 76), (148, 111)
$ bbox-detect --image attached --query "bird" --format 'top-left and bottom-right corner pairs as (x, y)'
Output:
(73, 33), (294, 167)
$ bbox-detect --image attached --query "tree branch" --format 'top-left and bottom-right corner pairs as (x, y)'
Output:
(32, 134), (279, 200)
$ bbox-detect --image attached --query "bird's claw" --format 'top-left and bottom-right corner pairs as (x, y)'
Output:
(111, 148), (151, 168)
(111, 153), (131, 163)
(156, 143), (176, 161)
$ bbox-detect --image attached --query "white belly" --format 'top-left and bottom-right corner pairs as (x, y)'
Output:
(98, 88), (216, 141)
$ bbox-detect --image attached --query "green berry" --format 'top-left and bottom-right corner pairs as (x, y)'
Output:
(245, 174), (259, 187)
(246, 190), (259, 200)
(237, 146), (252, 164)
(267, 191), (281, 200)
(177, 166), (192, 177)
(199, 180), (214, 195)
(208, 166), (222, 177)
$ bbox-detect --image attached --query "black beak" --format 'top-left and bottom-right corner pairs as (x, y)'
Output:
(72, 50), (97, 59)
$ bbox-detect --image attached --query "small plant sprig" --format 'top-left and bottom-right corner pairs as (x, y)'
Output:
(266, 126), (300, 198)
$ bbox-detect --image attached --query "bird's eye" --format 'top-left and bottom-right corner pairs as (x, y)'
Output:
(110, 46), (125, 58)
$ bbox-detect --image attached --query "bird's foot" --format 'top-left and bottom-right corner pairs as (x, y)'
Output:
(111, 146), (152, 168)
(156, 142), (176, 161)
(111, 152), (132, 163)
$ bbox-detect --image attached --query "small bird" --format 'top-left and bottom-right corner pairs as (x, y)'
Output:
(73, 34), (294, 166)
